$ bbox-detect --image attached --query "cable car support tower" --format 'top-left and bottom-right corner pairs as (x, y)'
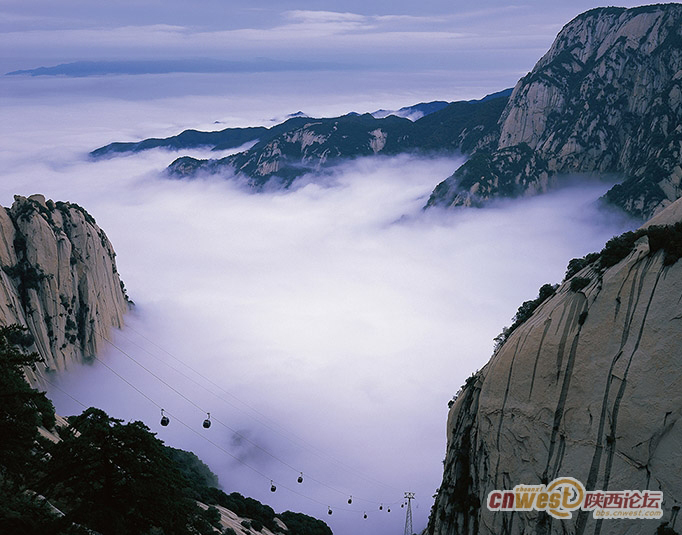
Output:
(404, 492), (415, 535)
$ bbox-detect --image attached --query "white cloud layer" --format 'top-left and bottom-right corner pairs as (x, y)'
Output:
(0, 73), (637, 535)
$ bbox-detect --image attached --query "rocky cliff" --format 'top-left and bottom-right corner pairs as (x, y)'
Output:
(428, 197), (682, 535)
(428, 4), (682, 220)
(0, 194), (129, 383)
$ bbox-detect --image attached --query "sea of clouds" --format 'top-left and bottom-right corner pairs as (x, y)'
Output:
(0, 71), (637, 535)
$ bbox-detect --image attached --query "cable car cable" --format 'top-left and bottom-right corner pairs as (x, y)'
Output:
(40, 307), (407, 512)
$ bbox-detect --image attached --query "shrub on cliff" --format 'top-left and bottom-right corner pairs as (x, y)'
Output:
(493, 283), (557, 351)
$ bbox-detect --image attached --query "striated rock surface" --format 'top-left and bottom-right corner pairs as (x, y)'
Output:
(428, 197), (682, 535)
(0, 194), (129, 383)
(428, 4), (682, 220)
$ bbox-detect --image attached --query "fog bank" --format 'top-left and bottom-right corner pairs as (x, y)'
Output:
(0, 76), (637, 535)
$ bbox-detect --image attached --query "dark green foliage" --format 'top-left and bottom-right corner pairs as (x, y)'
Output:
(75, 302), (89, 349)
(167, 156), (205, 177)
(0, 481), (68, 535)
(494, 220), (682, 353)
(565, 223), (682, 283)
(435, 143), (549, 207)
(56, 202), (96, 226)
(120, 280), (132, 303)
(278, 511), (333, 535)
(598, 230), (643, 268)
(569, 223), (682, 277)
(0, 325), (53, 482)
(454, 152), (495, 189)
(13, 198), (39, 222)
(509, 284), (557, 328)
(165, 446), (220, 491)
(464, 373), (478, 389)
(223, 528), (237, 535)
(2, 262), (48, 289)
(3, 259), (50, 310)
(201, 506), (222, 530)
(405, 93), (510, 154)
(494, 284), (557, 350)
(0, 325), (62, 533)
(42, 407), (210, 535)
(647, 222), (682, 265)
(569, 277), (591, 292)
(564, 252), (600, 280)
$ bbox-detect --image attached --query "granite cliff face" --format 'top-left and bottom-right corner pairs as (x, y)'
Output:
(428, 197), (682, 535)
(428, 4), (682, 220)
(0, 194), (128, 383)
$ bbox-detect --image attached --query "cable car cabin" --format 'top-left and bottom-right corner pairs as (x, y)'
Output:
(271, 482), (277, 492)
(297, 474), (303, 484)
(203, 412), (211, 429)
(160, 409), (169, 427)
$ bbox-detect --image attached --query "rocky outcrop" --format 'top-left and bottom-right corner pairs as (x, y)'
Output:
(165, 114), (411, 188)
(0, 195), (129, 383)
(429, 196), (682, 535)
(428, 4), (682, 220)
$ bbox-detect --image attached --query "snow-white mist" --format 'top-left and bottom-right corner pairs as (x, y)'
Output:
(0, 72), (636, 535)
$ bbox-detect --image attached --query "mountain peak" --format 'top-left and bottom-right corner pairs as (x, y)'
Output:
(427, 3), (682, 220)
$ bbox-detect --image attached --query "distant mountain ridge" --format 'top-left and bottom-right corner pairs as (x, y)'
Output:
(428, 4), (682, 220)
(92, 91), (511, 189)
(6, 58), (353, 76)
(372, 100), (450, 121)
(89, 5), (682, 220)
(90, 126), (269, 157)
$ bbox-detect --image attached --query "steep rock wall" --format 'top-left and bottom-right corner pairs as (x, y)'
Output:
(428, 4), (682, 220)
(0, 194), (129, 383)
(429, 197), (682, 535)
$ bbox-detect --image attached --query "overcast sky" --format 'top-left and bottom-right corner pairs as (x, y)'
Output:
(1, 1), (647, 78)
